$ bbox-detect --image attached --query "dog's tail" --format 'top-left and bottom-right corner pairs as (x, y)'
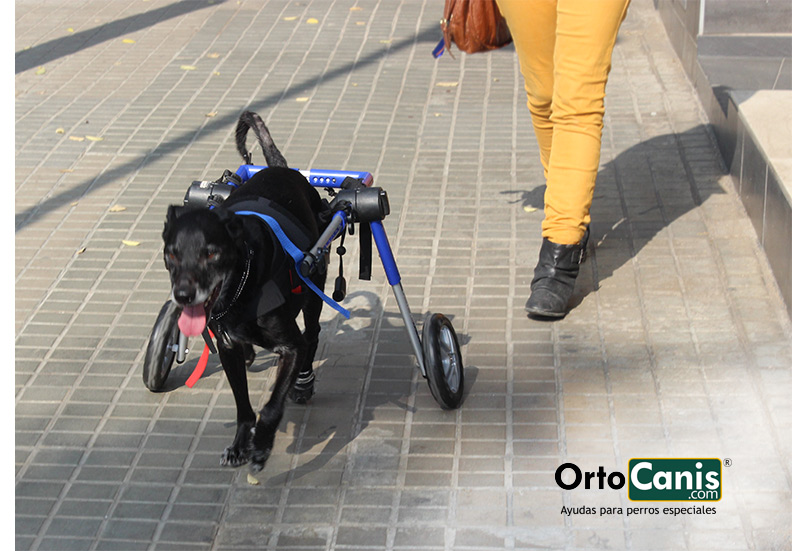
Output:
(235, 111), (288, 168)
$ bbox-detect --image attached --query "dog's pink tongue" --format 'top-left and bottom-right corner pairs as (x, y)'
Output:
(178, 305), (207, 337)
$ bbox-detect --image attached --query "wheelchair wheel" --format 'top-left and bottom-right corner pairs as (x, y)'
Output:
(143, 300), (181, 392)
(422, 313), (464, 410)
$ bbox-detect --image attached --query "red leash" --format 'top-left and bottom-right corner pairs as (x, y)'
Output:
(185, 329), (215, 388)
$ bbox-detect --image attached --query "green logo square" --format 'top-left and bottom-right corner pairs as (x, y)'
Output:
(628, 459), (721, 502)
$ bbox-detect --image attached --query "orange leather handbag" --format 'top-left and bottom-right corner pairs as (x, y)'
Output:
(435, 0), (512, 57)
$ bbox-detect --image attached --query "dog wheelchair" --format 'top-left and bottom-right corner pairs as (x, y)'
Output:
(143, 165), (465, 410)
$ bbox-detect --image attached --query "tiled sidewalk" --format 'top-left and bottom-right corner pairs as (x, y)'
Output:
(15, 0), (792, 550)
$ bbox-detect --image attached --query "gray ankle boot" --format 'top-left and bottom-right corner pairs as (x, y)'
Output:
(525, 228), (589, 318)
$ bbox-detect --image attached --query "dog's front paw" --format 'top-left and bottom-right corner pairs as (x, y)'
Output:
(220, 445), (249, 467)
(221, 424), (254, 467)
(248, 427), (276, 473)
(248, 447), (272, 474)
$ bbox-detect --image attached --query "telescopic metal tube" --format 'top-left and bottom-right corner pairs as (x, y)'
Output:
(300, 211), (347, 276)
(177, 332), (188, 364)
(391, 282), (427, 377)
(369, 220), (426, 377)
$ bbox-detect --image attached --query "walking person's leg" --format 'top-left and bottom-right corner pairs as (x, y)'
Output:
(495, 0), (557, 182)
(497, 0), (631, 317)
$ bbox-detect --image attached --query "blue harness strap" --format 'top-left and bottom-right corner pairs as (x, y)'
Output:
(234, 210), (351, 319)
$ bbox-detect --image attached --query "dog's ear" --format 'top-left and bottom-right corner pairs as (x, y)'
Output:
(163, 205), (185, 241)
(218, 210), (245, 243)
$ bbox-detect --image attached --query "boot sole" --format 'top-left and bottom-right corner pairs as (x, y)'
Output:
(525, 306), (567, 319)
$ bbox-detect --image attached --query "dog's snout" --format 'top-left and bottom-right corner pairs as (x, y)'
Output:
(173, 283), (196, 305)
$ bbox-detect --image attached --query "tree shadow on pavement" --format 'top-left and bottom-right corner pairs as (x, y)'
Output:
(15, 0), (223, 74)
(139, 288), (474, 484)
(265, 290), (474, 486)
(15, 25), (440, 232)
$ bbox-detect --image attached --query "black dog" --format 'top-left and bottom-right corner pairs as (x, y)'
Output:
(162, 111), (327, 471)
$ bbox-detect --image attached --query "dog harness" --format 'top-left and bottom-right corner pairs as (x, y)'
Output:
(227, 197), (350, 319)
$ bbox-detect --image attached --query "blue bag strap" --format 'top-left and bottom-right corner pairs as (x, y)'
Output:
(234, 210), (351, 319)
(432, 37), (446, 58)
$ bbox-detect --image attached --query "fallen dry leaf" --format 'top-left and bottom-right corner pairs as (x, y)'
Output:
(67, 28), (74, 33)
(350, 6), (362, 10)
(306, 18), (319, 24)
(55, 128), (65, 134)
(35, 66), (46, 75)
(122, 38), (135, 44)
(108, 205), (127, 212)
(247, 473), (260, 485)
(207, 52), (220, 58)
(122, 240), (140, 247)
(295, 97), (309, 102)
(205, 111), (217, 118)
(69, 136), (85, 142)
(76, 247), (86, 255)
(523, 206), (537, 213)
(85, 135), (103, 142)
(180, 65), (197, 71)
(436, 81), (458, 87)
(283, 16), (297, 21)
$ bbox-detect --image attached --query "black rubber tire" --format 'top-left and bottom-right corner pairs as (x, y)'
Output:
(422, 313), (464, 410)
(143, 300), (181, 392)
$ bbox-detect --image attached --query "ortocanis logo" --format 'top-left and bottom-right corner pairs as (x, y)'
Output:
(554, 458), (723, 502)
(628, 459), (721, 501)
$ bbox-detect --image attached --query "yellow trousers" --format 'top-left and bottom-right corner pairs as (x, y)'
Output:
(496, 0), (631, 244)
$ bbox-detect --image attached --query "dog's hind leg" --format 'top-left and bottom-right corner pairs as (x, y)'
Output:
(289, 294), (324, 404)
(217, 342), (256, 467)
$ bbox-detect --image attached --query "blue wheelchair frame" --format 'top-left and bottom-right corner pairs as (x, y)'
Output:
(145, 164), (464, 410)
(236, 165), (427, 376)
